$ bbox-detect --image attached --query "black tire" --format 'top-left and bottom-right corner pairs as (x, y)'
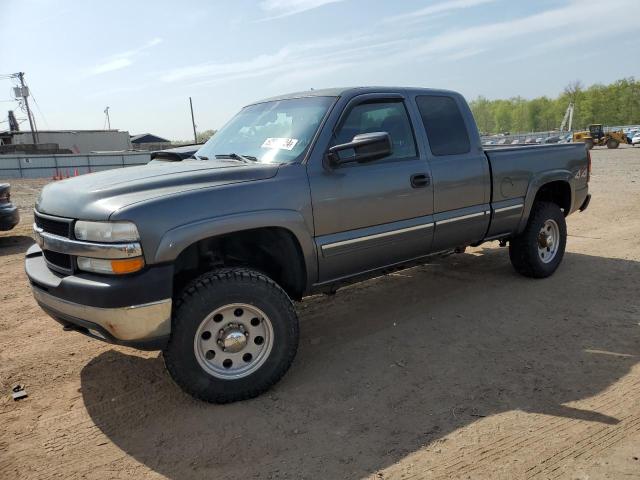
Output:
(606, 138), (619, 149)
(584, 139), (594, 150)
(509, 201), (567, 278)
(163, 268), (299, 403)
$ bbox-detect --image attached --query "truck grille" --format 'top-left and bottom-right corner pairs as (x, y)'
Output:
(43, 250), (73, 271)
(35, 212), (72, 238)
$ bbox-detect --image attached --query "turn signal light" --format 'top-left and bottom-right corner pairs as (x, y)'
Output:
(77, 256), (145, 275)
(111, 257), (145, 274)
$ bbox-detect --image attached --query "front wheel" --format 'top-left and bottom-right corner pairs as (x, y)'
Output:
(509, 201), (567, 278)
(163, 268), (299, 403)
(606, 138), (619, 149)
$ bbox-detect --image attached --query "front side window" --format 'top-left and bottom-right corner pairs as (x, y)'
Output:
(332, 101), (417, 160)
(196, 96), (335, 164)
(416, 95), (470, 156)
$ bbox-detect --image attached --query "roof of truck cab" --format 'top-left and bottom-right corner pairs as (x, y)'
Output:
(251, 87), (460, 104)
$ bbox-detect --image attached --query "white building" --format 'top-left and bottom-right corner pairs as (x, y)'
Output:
(1, 130), (132, 153)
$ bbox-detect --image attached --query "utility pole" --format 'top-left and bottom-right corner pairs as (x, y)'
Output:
(104, 106), (111, 130)
(17, 72), (37, 144)
(189, 97), (197, 144)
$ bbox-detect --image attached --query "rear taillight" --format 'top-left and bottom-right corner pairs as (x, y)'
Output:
(586, 150), (591, 182)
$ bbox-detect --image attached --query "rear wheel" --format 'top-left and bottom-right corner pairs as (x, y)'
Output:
(163, 268), (299, 403)
(606, 138), (619, 149)
(584, 139), (594, 150)
(509, 201), (567, 278)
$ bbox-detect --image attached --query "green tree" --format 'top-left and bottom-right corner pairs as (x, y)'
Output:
(469, 77), (640, 134)
(196, 129), (217, 143)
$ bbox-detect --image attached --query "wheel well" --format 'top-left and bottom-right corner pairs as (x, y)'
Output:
(534, 181), (571, 215)
(172, 227), (307, 301)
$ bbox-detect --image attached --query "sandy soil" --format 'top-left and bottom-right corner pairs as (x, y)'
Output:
(1, 148), (639, 479)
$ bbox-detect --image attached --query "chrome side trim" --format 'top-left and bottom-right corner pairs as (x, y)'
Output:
(322, 222), (434, 252)
(437, 211), (487, 226)
(32, 287), (171, 341)
(494, 203), (524, 214)
(33, 224), (142, 259)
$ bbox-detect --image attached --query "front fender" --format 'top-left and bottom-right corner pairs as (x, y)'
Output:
(154, 209), (318, 288)
(518, 169), (574, 234)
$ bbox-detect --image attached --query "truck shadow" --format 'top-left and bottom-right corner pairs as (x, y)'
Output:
(0, 235), (33, 256)
(80, 248), (639, 479)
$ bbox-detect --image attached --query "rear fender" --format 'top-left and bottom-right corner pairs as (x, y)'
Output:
(518, 170), (574, 234)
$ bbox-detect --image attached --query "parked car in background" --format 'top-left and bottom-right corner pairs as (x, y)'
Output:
(632, 132), (640, 146)
(0, 183), (20, 231)
(627, 129), (638, 144)
(558, 134), (573, 144)
(544, 136), (561, 144)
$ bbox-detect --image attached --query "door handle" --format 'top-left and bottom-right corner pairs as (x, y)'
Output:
(410, 173), (430, 188)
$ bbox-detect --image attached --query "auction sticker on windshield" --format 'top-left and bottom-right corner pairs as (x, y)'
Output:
(261, 138), (299, 150)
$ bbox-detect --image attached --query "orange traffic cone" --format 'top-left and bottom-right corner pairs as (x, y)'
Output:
(74, 168), (79, 177)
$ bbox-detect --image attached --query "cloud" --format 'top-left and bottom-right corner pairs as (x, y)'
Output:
(160, 0), (638, 89)
(386, 0), (498, 24)
(88, 37), (163, 76)
(258, 0), (346, 20)
(407, 0), (636, 59)
(160, 33), (406, 86)
(90, 58), (133, 75)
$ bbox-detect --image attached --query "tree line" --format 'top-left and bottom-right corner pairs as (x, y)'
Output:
(470, 77), (640, 135)
(173, 129), (217, 146)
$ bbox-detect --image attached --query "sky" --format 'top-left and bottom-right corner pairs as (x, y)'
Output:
(1, 0), (638, 140)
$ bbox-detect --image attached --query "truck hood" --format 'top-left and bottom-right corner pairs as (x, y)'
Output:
(35, 159), (280, 220)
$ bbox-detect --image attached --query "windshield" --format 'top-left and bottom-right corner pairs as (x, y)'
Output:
(195, 96), (335, 164)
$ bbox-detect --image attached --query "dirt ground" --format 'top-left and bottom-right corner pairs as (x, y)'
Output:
(1, 147), (639, 479)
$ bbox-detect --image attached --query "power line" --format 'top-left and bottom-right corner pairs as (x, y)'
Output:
(29, 90), (49, 130)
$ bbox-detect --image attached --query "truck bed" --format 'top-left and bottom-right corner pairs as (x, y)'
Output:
(483, 143), (589, 239)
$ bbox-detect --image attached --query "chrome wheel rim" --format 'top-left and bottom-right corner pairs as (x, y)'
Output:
(538, 219), (560, 264)
(194, 303), (274, 380)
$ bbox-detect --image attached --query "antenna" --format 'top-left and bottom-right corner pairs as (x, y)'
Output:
(104, 106), (111, 130)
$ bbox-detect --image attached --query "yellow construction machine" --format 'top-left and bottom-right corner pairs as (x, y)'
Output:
(573, 124), (628, 149)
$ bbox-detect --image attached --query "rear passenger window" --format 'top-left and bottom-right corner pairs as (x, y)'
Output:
(416, 96), (470, 156)
(332, 101), (417, 160)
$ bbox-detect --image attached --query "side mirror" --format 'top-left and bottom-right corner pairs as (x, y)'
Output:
(324, 132), (392, 169)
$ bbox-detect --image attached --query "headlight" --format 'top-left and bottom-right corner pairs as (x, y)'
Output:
(77, 256), (145, 275)
(74, 221), (139, 242)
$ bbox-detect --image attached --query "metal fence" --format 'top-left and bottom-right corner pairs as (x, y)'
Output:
(480, 124), (640, 146)
(0, 152), (151, 179)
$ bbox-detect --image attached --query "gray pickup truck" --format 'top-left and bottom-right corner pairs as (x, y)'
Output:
(26, 87), (591, 403)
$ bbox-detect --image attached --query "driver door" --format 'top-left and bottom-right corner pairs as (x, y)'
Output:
(307, 94), (434, 284)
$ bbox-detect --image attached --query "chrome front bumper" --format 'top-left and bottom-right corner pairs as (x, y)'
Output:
(32, 287), (172, 342)
(26, 244), (174, 350)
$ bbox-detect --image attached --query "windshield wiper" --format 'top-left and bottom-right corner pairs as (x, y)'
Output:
(194, 155), (208, 160)
(215, 153), (258, 163)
